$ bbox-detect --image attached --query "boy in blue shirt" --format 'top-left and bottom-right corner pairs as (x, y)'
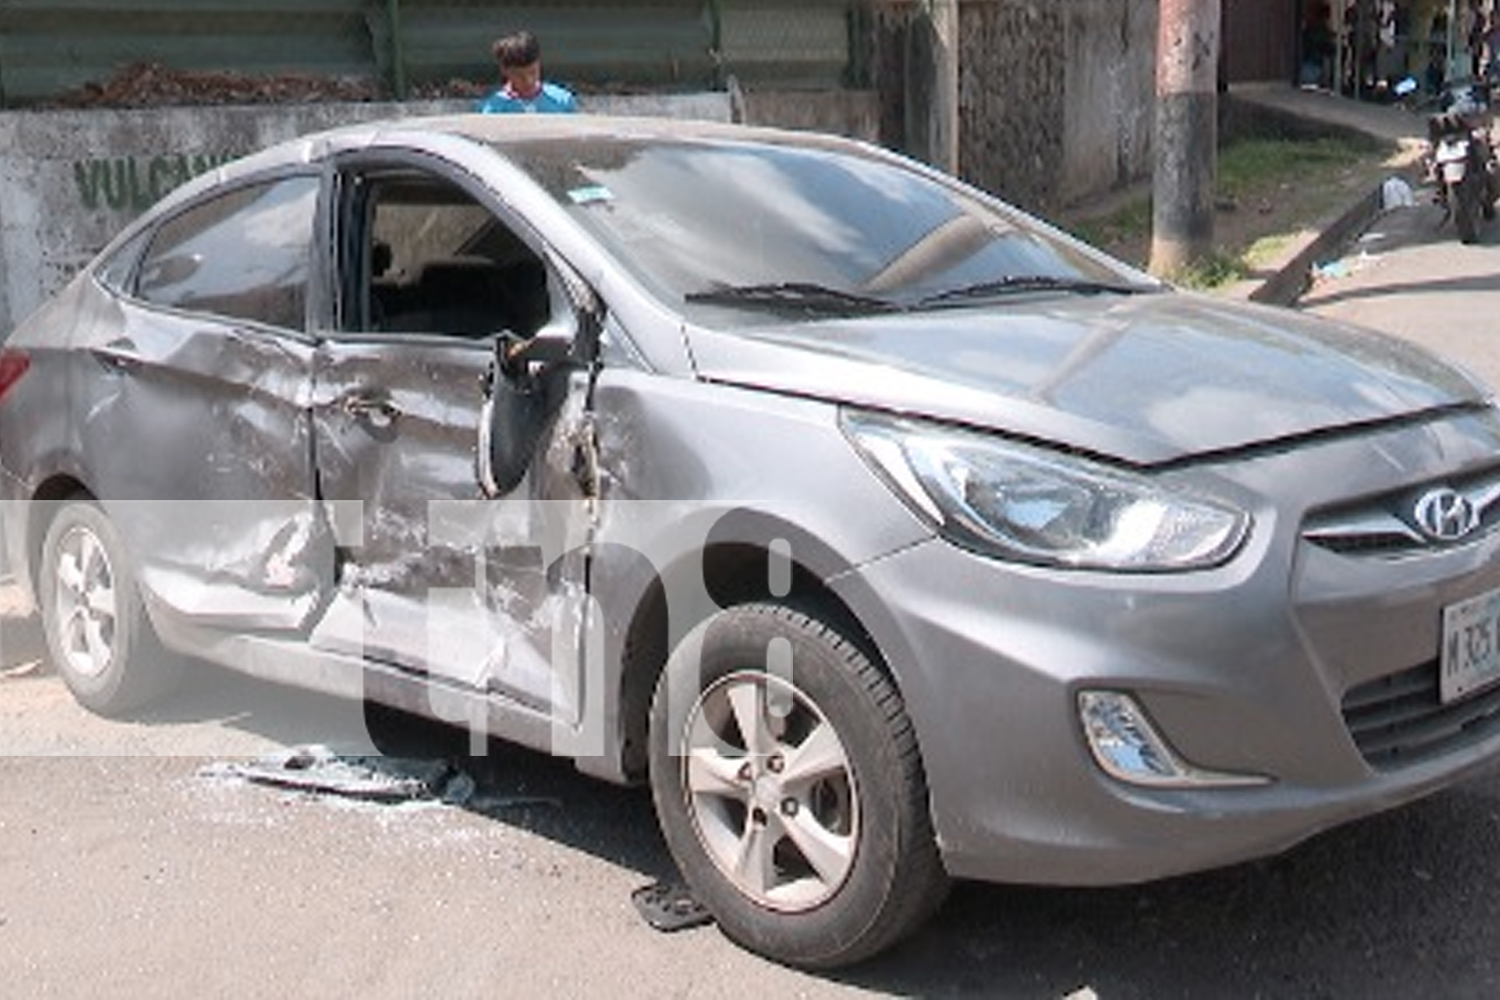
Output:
(477, 30), (578, 114)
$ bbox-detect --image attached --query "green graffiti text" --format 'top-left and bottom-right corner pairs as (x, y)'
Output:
(71, 152), (241, 213)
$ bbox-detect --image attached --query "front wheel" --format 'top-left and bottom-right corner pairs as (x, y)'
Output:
(648, 603), (948, 968)
(39, 498), (178, 715)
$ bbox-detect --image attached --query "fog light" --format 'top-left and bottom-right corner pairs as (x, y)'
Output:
(1078, 691), (1269, 789)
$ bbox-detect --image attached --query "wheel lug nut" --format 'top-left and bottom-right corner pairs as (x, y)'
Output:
(752, 807), (768, 826)
(737, 762), (753, 781)
(767, 755), (784, 774)
(781, 798), (799, 818)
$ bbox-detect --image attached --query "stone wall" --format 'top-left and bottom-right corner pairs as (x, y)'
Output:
(959, 1), (1070, 210)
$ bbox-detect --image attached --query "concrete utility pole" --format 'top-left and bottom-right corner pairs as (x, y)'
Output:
(926, 0), (961, 174)
(1150, 0), (1221, 276)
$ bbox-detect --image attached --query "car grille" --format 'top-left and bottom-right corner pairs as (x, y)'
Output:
(1304, 465), (1500, 556)
(1343, 662), (1500, 770)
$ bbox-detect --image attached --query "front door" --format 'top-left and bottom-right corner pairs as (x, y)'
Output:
(306, 159), (596, 720)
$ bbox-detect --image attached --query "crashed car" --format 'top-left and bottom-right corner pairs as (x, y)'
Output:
(5, 114), (1500, 968)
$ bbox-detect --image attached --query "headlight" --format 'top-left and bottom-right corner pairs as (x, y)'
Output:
(842, 410), (1249, 571)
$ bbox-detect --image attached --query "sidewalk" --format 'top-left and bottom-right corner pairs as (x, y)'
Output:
(1223, 82), (1431, 305)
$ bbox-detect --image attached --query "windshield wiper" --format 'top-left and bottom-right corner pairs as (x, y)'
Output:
(685, 282), (904, 316)
(918, 275), (1151, 307)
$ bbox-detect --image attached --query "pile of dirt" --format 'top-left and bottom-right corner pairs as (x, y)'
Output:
(45, 61), (490, 109)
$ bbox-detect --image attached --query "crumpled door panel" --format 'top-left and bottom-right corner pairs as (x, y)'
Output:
(74, 303), (328, 631)
(307, 338), (594, 713)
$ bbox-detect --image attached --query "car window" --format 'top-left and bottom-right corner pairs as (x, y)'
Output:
(342, 170), (551, 340)
(95, 228), (151, 294)
(504, 138), (1157, 324)
(135, 175), (319, 330)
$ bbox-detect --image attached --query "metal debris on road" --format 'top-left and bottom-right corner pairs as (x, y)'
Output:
(631, 881), (714, 933)
(201, 744), (458, 804)
(0, 659), (45, 679)
(200, 745), (566, 815)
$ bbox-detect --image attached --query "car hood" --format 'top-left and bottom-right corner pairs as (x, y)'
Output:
(684, 292), (1489, 465)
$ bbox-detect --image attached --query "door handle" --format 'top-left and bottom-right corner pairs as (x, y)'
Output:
(91, 340), (143, 373)
(342, 392), (400, 429)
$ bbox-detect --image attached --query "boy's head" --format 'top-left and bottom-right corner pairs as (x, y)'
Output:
(493, 30), (543, 97)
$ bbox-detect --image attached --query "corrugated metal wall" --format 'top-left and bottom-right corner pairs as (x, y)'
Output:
(375, 1), (719, 93)
(0, 0), (857, 107)
(0, 0), (372, 104)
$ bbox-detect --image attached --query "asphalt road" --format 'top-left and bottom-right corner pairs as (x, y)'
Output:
(5, 200), (1500, 999)
(11, 630), (1500, 1000)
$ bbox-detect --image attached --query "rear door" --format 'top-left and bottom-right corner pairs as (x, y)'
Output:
(81, 173), (328, 632)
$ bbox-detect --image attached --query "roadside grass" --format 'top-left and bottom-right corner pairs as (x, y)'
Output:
(1061, 132), (1398, 290)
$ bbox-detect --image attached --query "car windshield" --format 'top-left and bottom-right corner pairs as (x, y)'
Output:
(502, 136), (1160, 324)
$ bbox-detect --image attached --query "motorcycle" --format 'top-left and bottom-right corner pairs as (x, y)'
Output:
(1426, 81), (1500, 244)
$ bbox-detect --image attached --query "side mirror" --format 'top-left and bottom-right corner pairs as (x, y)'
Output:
(477, 333), (572, 498)
(478, 257), (603, 497)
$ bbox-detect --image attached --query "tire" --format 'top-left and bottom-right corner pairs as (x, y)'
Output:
(648, 603), (948, 969)
(1454, 177), (1481, 243)
(38, 498), (179, 716)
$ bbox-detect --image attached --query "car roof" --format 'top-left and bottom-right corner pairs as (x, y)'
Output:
(210, 112), (885, 183)
(377, 112), (870, 151)
(92, 112), (906, 288)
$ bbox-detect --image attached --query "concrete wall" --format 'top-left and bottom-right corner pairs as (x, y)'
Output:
(0, 90), (882, 335)
(0, 101), (435, 336)
(873, 0), (1157, 214)
(1056, 0), (1157, 208)
(0, 92), (805, 337)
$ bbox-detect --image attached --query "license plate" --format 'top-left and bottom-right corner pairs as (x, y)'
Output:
(1441, 587), (1500, 703)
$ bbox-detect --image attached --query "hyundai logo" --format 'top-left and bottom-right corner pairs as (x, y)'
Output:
(1414, 487), (1481, 542)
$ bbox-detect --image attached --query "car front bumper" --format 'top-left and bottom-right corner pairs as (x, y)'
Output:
(832, 420), (1500, 887)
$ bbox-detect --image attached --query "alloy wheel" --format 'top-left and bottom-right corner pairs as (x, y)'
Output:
(680, 669), (860, 912)
(51, 523), (119, 680)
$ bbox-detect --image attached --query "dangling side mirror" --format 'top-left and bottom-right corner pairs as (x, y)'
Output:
(477, 255), (602, 498)
(477, 333), (569, 498)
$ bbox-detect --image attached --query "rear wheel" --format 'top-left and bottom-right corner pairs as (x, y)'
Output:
(1454, 176), (1482, 243)
(648, 603), (948, 969)
(39, 498), (178, 715)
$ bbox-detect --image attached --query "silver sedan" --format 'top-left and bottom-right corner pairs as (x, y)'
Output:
(3, 114), (1500, 968)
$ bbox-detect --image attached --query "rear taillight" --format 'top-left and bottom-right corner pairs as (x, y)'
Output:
(0, 349), (30, 403)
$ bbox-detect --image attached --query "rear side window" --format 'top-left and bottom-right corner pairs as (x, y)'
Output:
(95, 228), (150, 293)
(135, 175), (319, 330)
